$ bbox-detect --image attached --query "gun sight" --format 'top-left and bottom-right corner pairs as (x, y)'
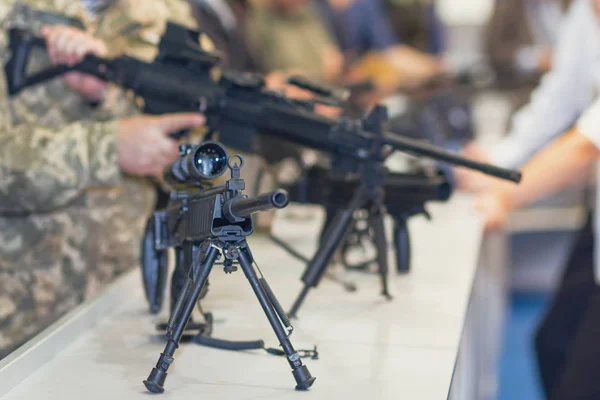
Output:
(166, 141), (229, 185)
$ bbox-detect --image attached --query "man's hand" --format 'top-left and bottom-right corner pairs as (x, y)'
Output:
(41, 25), (108, 102)
(116, 113), (206, 177)
(474, 190), (512, 232)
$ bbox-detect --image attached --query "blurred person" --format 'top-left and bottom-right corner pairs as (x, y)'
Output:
(383, 0), (445, 56)
(188, 0), (259, 71)
(315, 0), (443, 108)
(0, 0), (205, 359)
(247, 0), (344, 82)
(189, 0), (331, 100)
(189, 0), (340, 153)
(464, 1), (600, 397)
(484, 0), (573, 129)
(485, 0), (572, 85)
(316, 0), (398, 64)
(187, 0), (343, 236)
(457, 0), (597, 193)
(476, 98), (600, 399)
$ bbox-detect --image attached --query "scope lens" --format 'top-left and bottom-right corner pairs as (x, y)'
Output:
(192, 142), (228, 179)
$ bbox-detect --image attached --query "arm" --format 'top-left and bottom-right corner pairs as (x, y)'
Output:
(0, 11), (123, 213)
(0, 105), (204, 214)
(0, 4), (209, 214)
(489, 0), (590, 168)
(458, 0), (591, 194)
(491, 129), (596, 209)
(477, 97), (600, 229)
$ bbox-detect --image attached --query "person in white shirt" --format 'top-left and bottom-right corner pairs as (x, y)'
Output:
(459, 1), (600, 397)
(458, 0), (600, 188)
(477, 97), (600, 399)
(486, 0), (570, 80)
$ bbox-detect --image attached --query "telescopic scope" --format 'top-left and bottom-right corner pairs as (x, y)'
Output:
(167, 141), (229, 184)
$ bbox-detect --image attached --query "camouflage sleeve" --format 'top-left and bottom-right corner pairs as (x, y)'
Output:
(0, 2), (123, 213)
(0, 119), (122, 213)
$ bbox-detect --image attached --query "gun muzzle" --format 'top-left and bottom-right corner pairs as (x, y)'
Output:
(166, 141), (229, 184)
(224, 190), (289, 222)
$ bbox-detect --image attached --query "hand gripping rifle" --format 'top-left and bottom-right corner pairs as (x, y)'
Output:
(141, 141), (315, 394)
(5, 21), (522, 318)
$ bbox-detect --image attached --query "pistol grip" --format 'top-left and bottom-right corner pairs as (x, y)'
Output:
(393, 217), (411, 274)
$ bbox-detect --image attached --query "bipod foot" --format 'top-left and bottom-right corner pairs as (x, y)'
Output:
(143, 368), (167, 393)
(143, 340), (177, 394)
(293, 364), (316, 390)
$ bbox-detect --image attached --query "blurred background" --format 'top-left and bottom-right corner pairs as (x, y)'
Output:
(241, 1), (586, 397)
(430, 1), (583, 399)
(3, 1), (586, 398)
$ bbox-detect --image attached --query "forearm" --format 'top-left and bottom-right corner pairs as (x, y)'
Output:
(488, 0), (591, 168)
(500, 129), (598, 210)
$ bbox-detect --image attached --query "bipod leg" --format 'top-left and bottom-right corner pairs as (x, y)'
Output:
(237, 243), (316, 390)
(169, 246), (187, 315)
(162, 244), (209, 333)
(368, 204), (392, 300)
(289, 185), (370, 318)
(143, 243), (220, 394)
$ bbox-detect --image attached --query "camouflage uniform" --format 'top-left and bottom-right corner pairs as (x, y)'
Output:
(247, 1), (338, 81)
(0, 0), (196, 358)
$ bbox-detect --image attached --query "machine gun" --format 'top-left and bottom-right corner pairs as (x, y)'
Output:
(140, 141), (315, 394)
(5, 20), (522, 318)
(277, 164), (451, 275)
(4, 20), (512, 167)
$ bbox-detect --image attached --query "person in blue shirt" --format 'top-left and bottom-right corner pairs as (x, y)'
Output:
(316, 0), (398, 64)
(316, 0), (444, 114)
(383, 0), (446, 56)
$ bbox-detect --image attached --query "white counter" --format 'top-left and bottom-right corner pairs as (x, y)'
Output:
(0, 194), (500, 400)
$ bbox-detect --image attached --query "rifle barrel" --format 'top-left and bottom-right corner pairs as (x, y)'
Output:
(383, 132), (522, 183)
(224, 190), (289, 222)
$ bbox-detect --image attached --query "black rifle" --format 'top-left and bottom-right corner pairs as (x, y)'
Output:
(141, 141), (315, 394)
(5, 21), (522, 318)
(278, 164), (451, 275)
